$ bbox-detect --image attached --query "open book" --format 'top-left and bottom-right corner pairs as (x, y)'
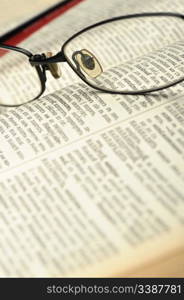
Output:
(0, 0), (184, 277)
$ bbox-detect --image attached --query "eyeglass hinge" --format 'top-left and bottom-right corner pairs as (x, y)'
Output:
(29, 54), (46, 66)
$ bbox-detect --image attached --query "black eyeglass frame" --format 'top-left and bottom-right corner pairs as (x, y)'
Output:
(0, 11), (184, 107)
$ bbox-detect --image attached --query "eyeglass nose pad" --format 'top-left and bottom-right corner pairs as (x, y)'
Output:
(72, 49), (103, 78)
(45, 52), (62, 78)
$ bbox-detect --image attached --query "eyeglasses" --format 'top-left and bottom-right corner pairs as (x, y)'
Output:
(1, 12), (184, 107)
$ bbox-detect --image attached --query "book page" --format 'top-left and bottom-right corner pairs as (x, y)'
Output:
(0, 81), (184, 276)
(0, 0), (184, 277)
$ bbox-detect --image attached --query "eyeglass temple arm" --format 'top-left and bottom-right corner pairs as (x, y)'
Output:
(0, 43), (66, 66)
(0, 43), (32, 57)
(0, 43), (66, 67)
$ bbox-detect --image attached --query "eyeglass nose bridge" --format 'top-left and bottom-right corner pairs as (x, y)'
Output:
(29, 52), (62, 79)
